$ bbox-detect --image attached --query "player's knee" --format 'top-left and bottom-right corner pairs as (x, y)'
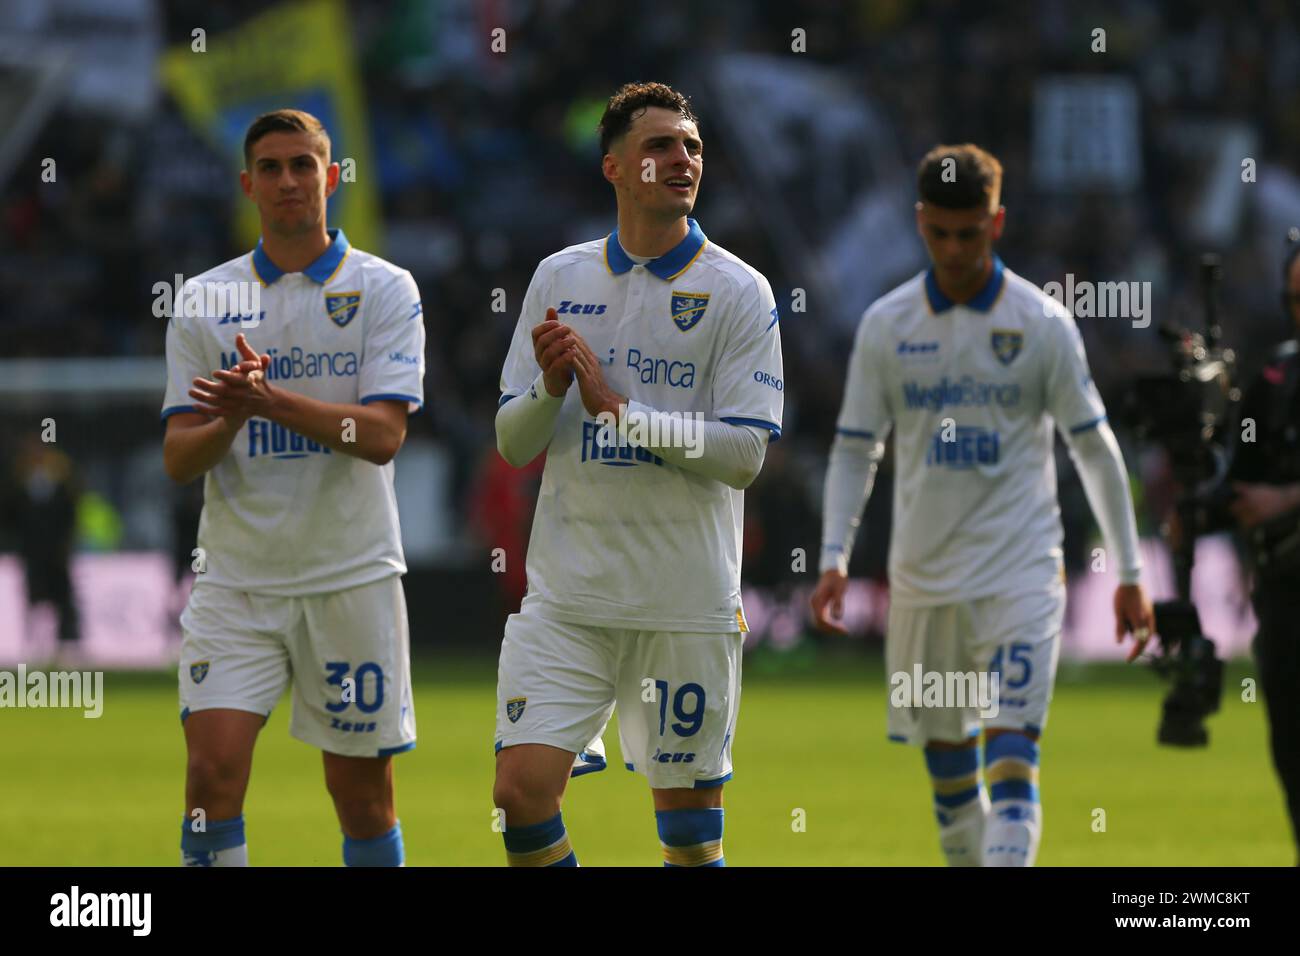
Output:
(331, 794), (394, 838)
(491, 772), (559, 826)
(652, 786), (723, 812)
(185, 751), (248, 804)
(925, 737), (978, 751)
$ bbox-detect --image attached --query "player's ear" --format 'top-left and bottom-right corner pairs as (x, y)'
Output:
(601, 151), (620, 187)
(239, 169), (254, 201)
(990, 205), (1006, 241)
(324, 161), (341, 197)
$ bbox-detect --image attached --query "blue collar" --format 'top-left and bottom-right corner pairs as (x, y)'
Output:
(924, 255), (1005, 313)
(251, 228), (350, 285)
(605, 218), (707, 281)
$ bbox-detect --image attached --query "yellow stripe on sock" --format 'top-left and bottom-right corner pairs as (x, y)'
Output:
(931, 771), (980, 796)
(507, 835), (573, 867)
(985, 757), (1038, 785)
(663, 840), (724, 867)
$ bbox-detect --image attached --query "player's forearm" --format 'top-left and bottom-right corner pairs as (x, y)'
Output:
(618, 400), (768, 490)
(164, 416), (243, 484)
(818, 432), (884, 575)
(496, 371), (566, 466)
(265, 388), (405, 465)
(1063, 420), (1143, 584)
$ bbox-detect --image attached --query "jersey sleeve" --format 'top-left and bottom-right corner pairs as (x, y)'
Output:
(161, 285), (210, 422)
(358, 270), (425, 414)
(1044, 305), (1108, 437)
(711, 272), (784, 440)
(498, 265), (550, 404)
(835, 305), (893, 442)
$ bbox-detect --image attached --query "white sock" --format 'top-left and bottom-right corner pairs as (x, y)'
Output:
(983, 798), (1041, 866)
(938, 787), (990, 866)
(182, 843), (248, 866)
(983, 732), (1043, 866)
(925, 746), (988, 867)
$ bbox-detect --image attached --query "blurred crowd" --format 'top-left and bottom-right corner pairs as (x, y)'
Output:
(3, 0), (1299, 635)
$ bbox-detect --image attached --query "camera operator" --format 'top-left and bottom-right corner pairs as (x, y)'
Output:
(1227, 239), (1300, 859)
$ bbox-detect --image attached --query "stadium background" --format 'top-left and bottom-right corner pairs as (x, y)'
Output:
(0, 0), (1295, 864)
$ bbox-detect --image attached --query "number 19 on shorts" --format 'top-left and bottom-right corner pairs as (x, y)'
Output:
(647, 679), (706, 763)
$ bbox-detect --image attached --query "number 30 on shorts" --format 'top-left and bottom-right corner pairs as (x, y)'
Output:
(325, 661), (385, 714)
(649, 679), (706, 737)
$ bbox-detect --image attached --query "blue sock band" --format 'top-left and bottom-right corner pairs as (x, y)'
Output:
(924, 746), (979, 778)
(180, 814), (245, 854)
(656, 808), (725, 867)
(925, 746), (983, 811)
(503, 812), (577, 866)
(343, 822), (404, 867)
(985, 733), (1040, 803)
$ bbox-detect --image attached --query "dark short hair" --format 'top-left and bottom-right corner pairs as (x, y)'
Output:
(243, 109), (331, 168)
(597, 82), (699, 156)
(917, 143), (1003, 212)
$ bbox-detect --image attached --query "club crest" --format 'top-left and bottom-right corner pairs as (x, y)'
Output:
(326, 291), (361, 327)
(190, 661), (210, 684)
(991, 329), (1023, 365)
(506, 697), (526, 723)
(671, 291), (710, 332)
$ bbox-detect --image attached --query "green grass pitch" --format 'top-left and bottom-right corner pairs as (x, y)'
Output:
(0, 649), (1290, 865)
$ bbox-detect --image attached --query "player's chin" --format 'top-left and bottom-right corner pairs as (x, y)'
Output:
(662, 192), (695, 217)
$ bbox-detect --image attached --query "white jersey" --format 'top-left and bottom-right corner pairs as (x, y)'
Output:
(835, 256), (1107, 607)
(162, 229), (426, 596)
(499, 219), (783, 632)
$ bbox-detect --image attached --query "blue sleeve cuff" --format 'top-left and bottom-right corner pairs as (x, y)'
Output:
(161, 404), (199, 422)
(361, 394), (423, 414)
(719, 416), (782, 441)
(1069, 414), (1107, 434)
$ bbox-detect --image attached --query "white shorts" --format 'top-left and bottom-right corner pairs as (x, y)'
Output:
(885, 586), (1064, 747)
(494, 611), (742, 789)
(178, 576), (416, 758)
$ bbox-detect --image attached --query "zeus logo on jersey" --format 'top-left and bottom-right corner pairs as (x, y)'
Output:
(557, 300), (607, 315)
(222, 346), (358, 381)
(217, 312), (265, 326)
(897, 340), (939, 354)
(247, 419), (333, 460)
(580, 420), (664, 467)
(897, 340), (941, 364)
(927, 426), (1000, 469)
(626, 348), (695, 388)
(902, 376), (1020, 412)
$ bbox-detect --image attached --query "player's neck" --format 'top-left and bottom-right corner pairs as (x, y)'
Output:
(258, 225), (332, 275)
(934, 255), (995, 305)
(615, 213), (689, 260)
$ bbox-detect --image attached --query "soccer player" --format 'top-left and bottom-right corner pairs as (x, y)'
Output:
(811, 144), (1155, 866)
(161, 110), (425, 866)
(491, 82), (783, 867)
